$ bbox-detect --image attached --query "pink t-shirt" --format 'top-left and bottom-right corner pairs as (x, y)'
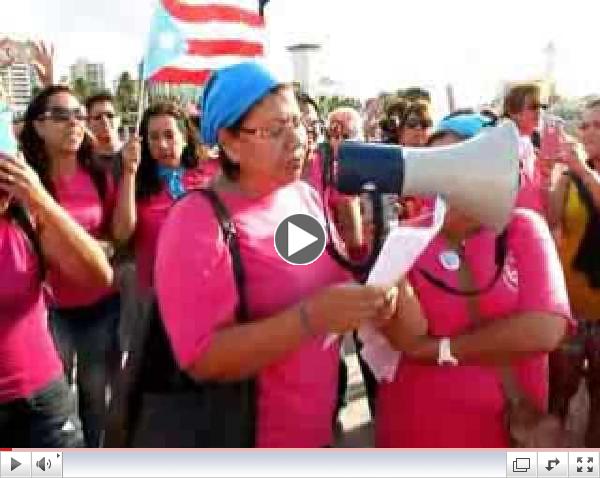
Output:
(135, 167), (215, 292)
(515, 136), (546, 215)
(155, 181), (351, 447)
(376, 208), (572, 448)
(48, 167), (116, 308)
(0, 217), (63, 403)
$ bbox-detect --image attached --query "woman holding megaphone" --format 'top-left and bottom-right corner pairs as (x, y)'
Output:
(150, 61), (400, 447)
(375, 113), (573, 448)
(0, 130), (112, 445)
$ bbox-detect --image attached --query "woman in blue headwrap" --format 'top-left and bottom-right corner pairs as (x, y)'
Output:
(375, 112), (573, 447)
(153, 62), (400, 447)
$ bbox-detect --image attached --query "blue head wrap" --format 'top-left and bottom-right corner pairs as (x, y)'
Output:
(200, 61), (280, 146)
(434, 113), (494, 139)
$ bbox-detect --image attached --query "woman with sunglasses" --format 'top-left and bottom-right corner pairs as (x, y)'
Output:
(374, 113), (572, 447)
(111, 101), (216, 295)
(395, 99), (432, 147)
(19, 85), (118, 447)
(153, 62), (398, 447)
(502, 82), (549, 215)
(546, 99), (600, 446)
(0, 90), (112, 447)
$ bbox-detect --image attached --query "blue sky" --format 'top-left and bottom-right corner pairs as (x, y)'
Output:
(2, 0), (599, 113)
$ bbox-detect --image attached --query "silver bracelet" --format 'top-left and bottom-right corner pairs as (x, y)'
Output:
(299, 301), (317, 338)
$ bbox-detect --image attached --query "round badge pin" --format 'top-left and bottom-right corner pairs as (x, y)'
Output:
(439, 250), (461, 271)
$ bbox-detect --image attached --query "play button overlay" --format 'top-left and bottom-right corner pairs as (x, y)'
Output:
(275, 213), (326, 265)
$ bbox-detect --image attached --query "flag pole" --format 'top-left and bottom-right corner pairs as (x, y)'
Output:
(136, 59), (146, 134)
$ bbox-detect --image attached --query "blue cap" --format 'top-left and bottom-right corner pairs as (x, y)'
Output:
(434, 113), (493, 139)
(200, 61), (280, 146)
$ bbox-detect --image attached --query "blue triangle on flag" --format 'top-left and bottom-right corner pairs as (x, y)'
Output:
(143, 5), (188, 80)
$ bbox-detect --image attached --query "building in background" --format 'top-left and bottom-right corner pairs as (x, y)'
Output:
(287, 43), (321, 97)
(70, 58), (106, 91)
(0, 62), (35, 113)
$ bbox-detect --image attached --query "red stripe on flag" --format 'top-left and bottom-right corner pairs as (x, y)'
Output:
(187, 39), (264, 56)
(161, 0), (265, 27)
(150, 67), (213, 85)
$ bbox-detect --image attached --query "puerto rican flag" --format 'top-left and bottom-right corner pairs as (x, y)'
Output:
(143, 0), (269, 85)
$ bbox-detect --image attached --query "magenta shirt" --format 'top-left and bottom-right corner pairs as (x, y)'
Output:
(376, 209), (572, 447)
(48, 167), (115, 308)
(155, 181), (351, 447)
(134, 168), (215, 292)
(0, 217), (63, 402)
(515, 136), (546, 215)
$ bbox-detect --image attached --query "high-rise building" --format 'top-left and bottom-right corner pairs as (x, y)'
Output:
(70, 58), (106, 92)
(0, 62), (35, 113)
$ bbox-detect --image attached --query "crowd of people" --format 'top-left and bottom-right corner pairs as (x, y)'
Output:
(1, 51), (600, 448)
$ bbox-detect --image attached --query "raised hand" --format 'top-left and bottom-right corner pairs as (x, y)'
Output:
(0, 152), (52, 211)
(31, 40), (55, 88)
(120, 134), (142, 175)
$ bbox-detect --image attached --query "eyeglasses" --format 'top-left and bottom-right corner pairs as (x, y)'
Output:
(526, 102), (548, 111)
(579, 120), (600, 131)
(404, 118), (433, 130)
(239, 115), (305, 140)
(327, 121), (351, 140)
(38, 107), (87, 123)
(90, 111), (116, 122)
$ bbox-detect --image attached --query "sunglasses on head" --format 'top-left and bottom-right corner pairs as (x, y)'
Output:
(90, 111), (116, 122)
(39, 106), (87, 122)
(527, 102), (548, 111)
(404, 118), (433, 129)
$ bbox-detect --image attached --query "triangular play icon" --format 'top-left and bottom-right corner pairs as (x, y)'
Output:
(287, 221), (318, 257)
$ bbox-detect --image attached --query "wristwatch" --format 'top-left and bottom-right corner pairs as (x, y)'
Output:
(437, 337), (459, 366)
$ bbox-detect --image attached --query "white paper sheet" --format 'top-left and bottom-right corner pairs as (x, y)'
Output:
(326, 197), (446, 382)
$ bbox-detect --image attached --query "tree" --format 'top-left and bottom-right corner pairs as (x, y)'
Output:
(115, 72), (138, 127)
(317, 95), (362, 117)
(71, 77), (93, 101)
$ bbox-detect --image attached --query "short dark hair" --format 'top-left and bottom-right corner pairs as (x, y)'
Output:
(85, 91), (115, 112)
(502, 83), (541, 117)
(586, 98), (600, 110)
(399, 87), (431, 103)
(296, 92), (320, 118)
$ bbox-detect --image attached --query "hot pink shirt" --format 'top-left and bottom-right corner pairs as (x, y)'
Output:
(48, 167), (116, 308)
(376, 208), (572, 448)
(135, 168), (215, 291)
(155, 181), (351, 447)
(0, 217), (63, 402)
(515, 136), (546, 215)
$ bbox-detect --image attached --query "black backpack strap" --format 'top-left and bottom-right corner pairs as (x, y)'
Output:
(194, 188), (249, 322)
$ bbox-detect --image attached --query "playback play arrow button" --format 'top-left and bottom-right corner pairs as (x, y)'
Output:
(287, 221), (318, 257)
(11, 458), (21, 471)
(275, 213), (326, 265)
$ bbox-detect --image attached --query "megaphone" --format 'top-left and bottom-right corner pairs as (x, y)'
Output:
(336, 121), (520, 232)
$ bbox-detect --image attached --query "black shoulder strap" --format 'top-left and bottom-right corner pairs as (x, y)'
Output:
(192, 188), (249, 322)
(418, 230), (508, 297)
(8, 202), (45, 280)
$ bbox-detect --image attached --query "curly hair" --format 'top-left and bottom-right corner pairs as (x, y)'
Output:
(19, 84), (107, 200)
(136, 101), (200, 200)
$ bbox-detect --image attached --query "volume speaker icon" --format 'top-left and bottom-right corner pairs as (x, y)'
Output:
(36, 457), (52, 471)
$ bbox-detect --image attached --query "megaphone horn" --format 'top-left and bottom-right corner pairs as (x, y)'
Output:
(336, 121), (520, 232)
